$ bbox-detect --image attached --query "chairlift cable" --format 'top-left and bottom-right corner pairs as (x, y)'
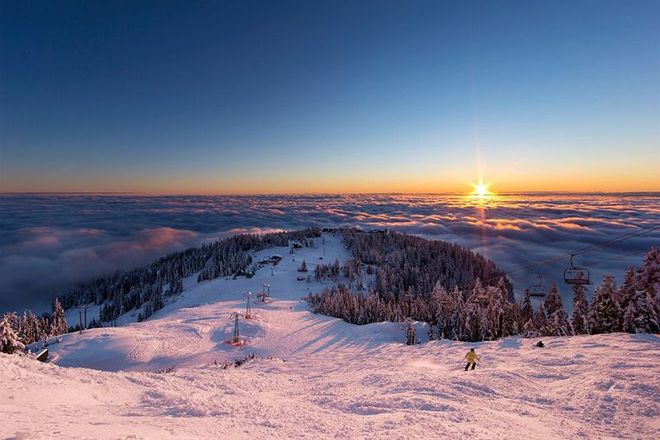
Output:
(451, 223), (659, 293)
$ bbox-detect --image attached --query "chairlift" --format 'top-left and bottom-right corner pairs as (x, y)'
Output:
(529, 274), (547, 298)
(564, 254), (591, 285)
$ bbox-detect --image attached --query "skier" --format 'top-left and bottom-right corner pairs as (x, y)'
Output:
(464, 348), (480, 371)
(535, 341), (545, 348)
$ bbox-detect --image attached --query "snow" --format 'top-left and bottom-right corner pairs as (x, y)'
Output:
(2, 234), (659, 439)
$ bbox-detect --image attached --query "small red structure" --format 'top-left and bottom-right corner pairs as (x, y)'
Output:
(224, 312), (248, 346)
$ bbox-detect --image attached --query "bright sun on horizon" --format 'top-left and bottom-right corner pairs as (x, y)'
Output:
(470, 180), (494, 198)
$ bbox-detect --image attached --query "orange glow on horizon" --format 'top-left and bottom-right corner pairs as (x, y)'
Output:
(469, 179), (495, 199)
(2, 166), (659, 195)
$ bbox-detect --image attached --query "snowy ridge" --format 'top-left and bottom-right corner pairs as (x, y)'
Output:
(2, 235), (659, 439)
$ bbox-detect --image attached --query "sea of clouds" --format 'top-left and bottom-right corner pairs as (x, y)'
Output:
(1, 193), (658, 313)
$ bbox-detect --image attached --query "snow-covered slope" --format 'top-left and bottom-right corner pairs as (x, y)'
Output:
(2, 234), (659, 439)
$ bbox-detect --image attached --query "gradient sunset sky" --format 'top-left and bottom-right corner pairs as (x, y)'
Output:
(1, 0), (659, 194)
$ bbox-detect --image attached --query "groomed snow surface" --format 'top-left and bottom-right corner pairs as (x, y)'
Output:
(2, 235), (659, 439)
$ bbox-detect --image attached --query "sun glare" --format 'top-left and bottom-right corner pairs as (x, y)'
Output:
(469, 180), (494, 198)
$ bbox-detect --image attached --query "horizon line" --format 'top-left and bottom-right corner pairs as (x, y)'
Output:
(1, 190), (660, 197)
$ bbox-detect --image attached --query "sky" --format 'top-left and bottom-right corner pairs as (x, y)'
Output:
(1, 0), (659, 194)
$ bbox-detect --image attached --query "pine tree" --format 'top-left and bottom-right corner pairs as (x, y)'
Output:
(51, 298), (68, 336)
(431, 283), (450, 339)
(622, 288), (658, 333)
(169, 276), (183, 296)
(542, 284), (570, 336)
(447, 286), (464, 340)
(570, 284), (590, 335)
(427, 323), (436, 341)
(405, 320), (416, 345)
(522, 318), (537, 338)
(533, 302), (547, 334)
(463, 282), (488, 342)
(1, 314), (24, 354)
(621, 300), (635, 333)
(502, 302), (521, 337)
(635, 247), (659, 329)
(618, 266), (637, 312)
(589, 276), (623, 334)
(520, 289), (533, 329)
(20, 310), (41, 345)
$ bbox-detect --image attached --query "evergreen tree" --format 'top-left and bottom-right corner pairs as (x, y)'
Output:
(621, 300), (636, 333)
(635, 247), (659, 328)
(533, 302), (547, 334)
(1, 314), (24, 354)
(51, 298), (68, 336)
(431, 283), (450, 339)
(589, 276), (623, 334)
(522, 318), (537, 338)
(570, 284), (590, 335)
(427, 322), (436, 341)
(168, 276), (183, 296)
(618, 266), (637, 312)
(405, 320), (416, 345)
(520, 289), (533, 329)
(502, 302), (521, 337)
(543, 284), (570, 336)
(20, 310), (41, 345)
(447, 286), (464, 340)
(622, 288), (658, 333)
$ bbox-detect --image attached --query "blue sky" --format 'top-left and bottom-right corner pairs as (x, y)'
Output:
(1, 0), (659, 193)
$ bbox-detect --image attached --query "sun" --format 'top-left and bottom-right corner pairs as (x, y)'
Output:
(469, 180), (494, 198)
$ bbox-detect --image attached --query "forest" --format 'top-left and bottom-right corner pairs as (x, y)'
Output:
(307, 230), (659, 341)
(2, 228), (658, 354)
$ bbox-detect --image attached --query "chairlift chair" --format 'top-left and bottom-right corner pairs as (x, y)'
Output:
(564, 254), (591, 285)
(529, 274), (547, 298)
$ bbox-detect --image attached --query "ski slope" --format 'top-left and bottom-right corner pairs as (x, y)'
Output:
(2, 234), (659, 439)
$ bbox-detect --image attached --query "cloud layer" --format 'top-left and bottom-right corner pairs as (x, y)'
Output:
(1, 193), (658, 312)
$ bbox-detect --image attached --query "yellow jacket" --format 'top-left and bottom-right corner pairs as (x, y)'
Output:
(465, 351), (479, 363)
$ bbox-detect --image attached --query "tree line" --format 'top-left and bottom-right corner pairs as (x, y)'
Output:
(307, 231), (659, 341)
(1, 298), (68, 354)
(2, 229), (322, 352)
(70, 228), (320, 322)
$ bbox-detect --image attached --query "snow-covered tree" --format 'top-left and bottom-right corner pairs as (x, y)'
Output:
(543, 284), (570, 336)
(431, 283), (450, 339)
(533, 302), (547, 333)
(570, 284), (590, 335)
(622, 288), (658, 333)
(618, 266), (637, 312)
(589, 276), (623, 334)
(50, 298), (68, 336)
(1, 314), (24, 354)
(168, 276), (183, 296)
(502, 302), (521, 337)
(20, 310), (42, 345)
(462, 281), (488, 341)
(446, 286), (464, 340)
(622, 296), (638, 334)
(519, 289), (533, 329)
(635, 247), (659, 327)
(405, 320), (416, 345)
(485, 279), (508, 339)
(522, 318), (537, 338)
